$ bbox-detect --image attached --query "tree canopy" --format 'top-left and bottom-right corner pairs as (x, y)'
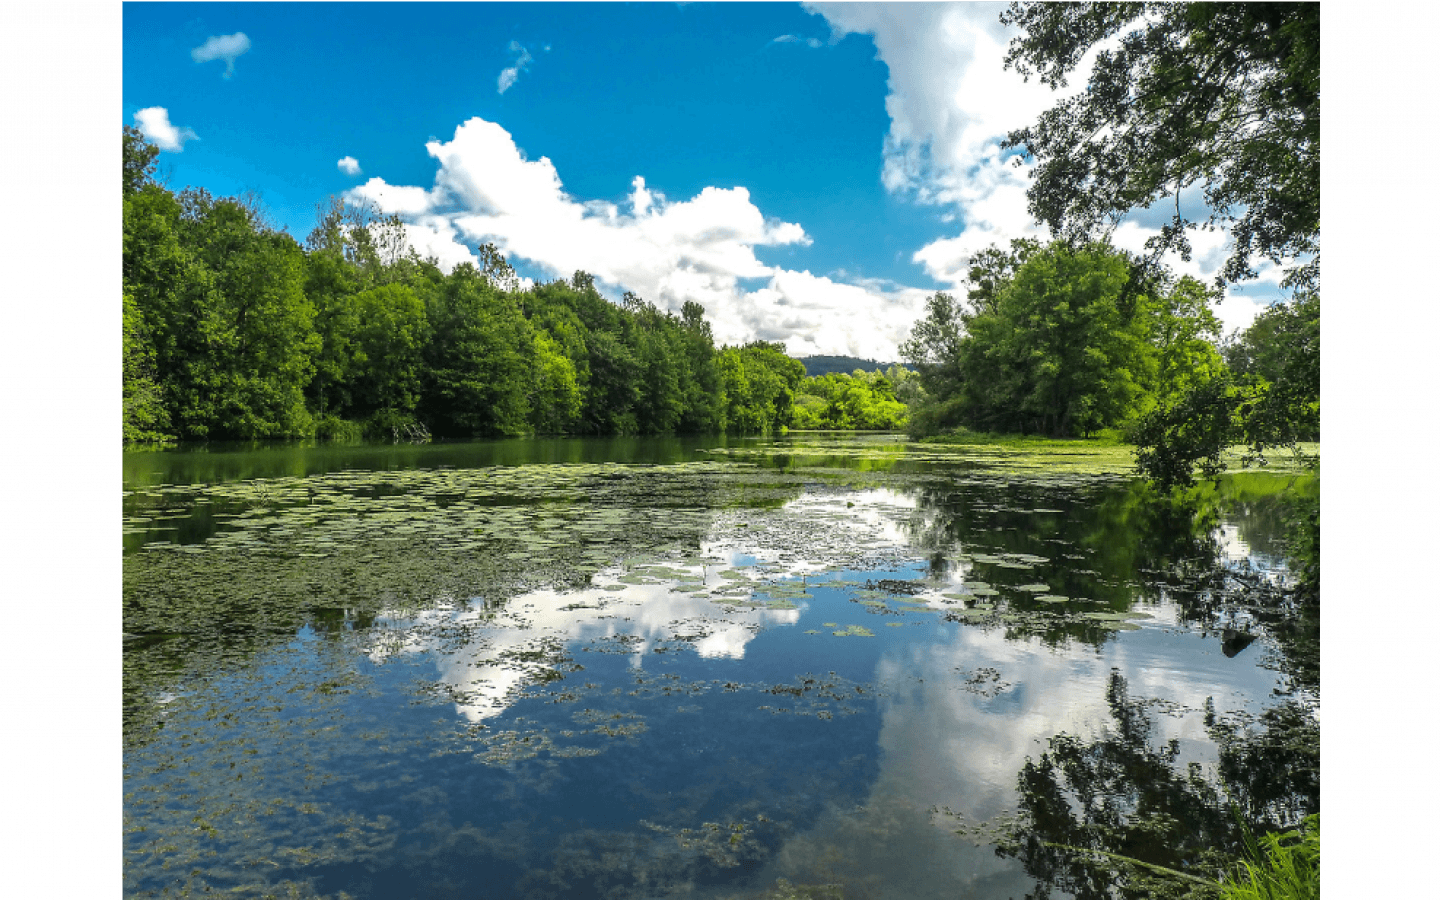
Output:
(121, 127), (818, 444)
(1002, 2), (1319, 290)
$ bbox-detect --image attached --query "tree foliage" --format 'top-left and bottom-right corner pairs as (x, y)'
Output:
(1001, 2), (1319, 290)
(792, 367), (912, 431)
(121, 127), (813, 444)
(903, 241), (1198, 438)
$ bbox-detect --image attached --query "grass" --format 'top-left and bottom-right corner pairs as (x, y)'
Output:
(1222, 815), (1319, 900)
(1034, 814), (1318, 900)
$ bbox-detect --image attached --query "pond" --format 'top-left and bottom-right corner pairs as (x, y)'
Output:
(122, 433), (1318, 899)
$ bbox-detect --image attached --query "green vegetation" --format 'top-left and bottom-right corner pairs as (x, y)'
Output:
(950, 7), (1320, 894)
(900, 239), (1232, 442)
(123, 127), (814, 445)
(791, 366), (915, 430)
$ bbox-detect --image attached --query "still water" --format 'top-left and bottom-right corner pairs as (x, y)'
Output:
(122, 434), (1317, 899)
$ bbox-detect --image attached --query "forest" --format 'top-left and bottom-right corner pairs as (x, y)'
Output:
(123, 126), (822, 445)
(124, 119), (1311, 459)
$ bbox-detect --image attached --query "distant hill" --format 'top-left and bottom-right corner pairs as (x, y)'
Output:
(795, 355), (907, 377)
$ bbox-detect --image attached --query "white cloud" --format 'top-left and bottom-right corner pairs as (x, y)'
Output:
(190, 32), (251, 79)
(132, 106), (197, 153)
(810, 2), (1266, 316)
(337, 156), (361, 176)
(772, 34), (822, 48)
(497, 40), (534, 94)
(346, 116), (931, 359)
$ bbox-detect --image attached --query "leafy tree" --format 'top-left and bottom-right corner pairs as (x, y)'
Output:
(528, 330), (582, 433)
(346, 283), (428, 421)
(171, 188), (320, 438)
(122, 287), (172, 443)
(1151, 276), (1226, 409)
(307, 196), (419, 287)
(676, 301), (725, 432)
(1130, 375), (1260, 489)
(421, 263), (535, 436)
(717, 342), (805, 434)
(792, 370), (909, 430)
(1001, 2), (1319, 290)
(898, 291), (970, 434)
(302, 243), (365, 418)
(123, 125), (160, 197)
(1222, 292), (1319, 443)
(964, 237), (1043, 314)
(955, 242), (1157, 437)
(584, 329), (641, 434)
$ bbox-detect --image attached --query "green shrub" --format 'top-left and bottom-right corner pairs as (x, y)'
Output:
(314, 415), (363, 443)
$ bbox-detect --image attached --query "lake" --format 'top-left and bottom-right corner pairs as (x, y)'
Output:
(122, 433), (1318, 899)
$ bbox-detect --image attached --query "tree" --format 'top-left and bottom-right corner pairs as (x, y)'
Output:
(1150, 276), (1225, 409)
(346, 283), (428, 420)
(955, 242), (1157, 437)
(1222, 291), (1319, 443)
(122, 287), (172, 443)
(123, 125), (160, 197)
(717, 342), (805, 434)
(527, 331), (583, 434)
(421, 263), (535, 436)
(173, 188), (320, 439)
(676, 301), (725, 432)
(1002, 2), (1319, 290)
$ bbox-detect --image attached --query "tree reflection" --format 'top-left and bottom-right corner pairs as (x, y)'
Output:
(996, 670), (1318, 900)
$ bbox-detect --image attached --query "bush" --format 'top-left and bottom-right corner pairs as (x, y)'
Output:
(314, 415), (363, 443)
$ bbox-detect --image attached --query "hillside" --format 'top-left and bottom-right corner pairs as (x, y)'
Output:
(795, 355), (905, 377)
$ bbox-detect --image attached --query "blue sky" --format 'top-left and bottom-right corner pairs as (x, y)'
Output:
(124, 1), (1287, 359)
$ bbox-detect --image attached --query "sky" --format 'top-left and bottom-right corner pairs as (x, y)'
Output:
(122, 1), (1294, 362)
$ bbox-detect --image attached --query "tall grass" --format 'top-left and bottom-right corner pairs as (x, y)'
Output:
(1035, 813), (1319, 900)
(1221, 815), (1319, 900)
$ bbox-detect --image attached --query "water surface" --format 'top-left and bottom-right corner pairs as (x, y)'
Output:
(123, 434), (1317, 899)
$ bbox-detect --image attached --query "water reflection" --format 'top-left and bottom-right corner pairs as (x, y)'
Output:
(122, 437), (1317, 899)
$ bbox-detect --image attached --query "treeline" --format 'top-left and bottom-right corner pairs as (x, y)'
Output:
(795, 355), (897, 377)
(122, 128), (807, 444)
(900, 239), (1319, 470)
(791, 367), (916, 430)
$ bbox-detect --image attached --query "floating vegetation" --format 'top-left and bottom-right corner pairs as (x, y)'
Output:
(122, 435), (1312, 899)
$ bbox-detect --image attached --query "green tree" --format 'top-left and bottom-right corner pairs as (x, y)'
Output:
(421, 263), (535, 436)
(584, 329), (642, 434)
(172, 188), (320, 439)
(528, 330), (583, 433)
(123, 125), (160, 197)
(1150, 276), (1226, 409)
(954, 242), (1157, 437)
(676, 301), (725, 432)
(122, 287), (172, 443)
(1001, 2), (1319, 289)
(898, 291), (969, 434)
(718, 342), (805, 434)
(347, 283), (428, 421)
(1223, 292), (1319, 443)
(302, 243), (365, 418)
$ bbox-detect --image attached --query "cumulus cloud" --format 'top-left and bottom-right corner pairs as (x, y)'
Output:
(190, 32), (251, 78)
(346, 116), (932, 359)
(132, 106), (197, 152)
(337, 156), (362, 176)
(809, 1), (1269, 333)
(497, 40), (534, 94)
